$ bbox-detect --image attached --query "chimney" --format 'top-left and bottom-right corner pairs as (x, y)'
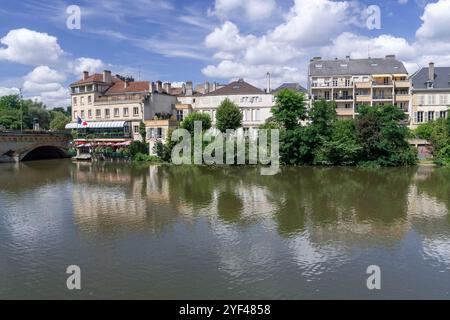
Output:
(186, 81), (193, 96)
(204, 81), (210, 94)
(182, 83), (186, 95)
(156, 81), (163, 93)
(346, 55), (350, 61)
(266, 72), (271, 93)
(429, 62), (435, 82)
(124, 80), (128, 89)
(103, 70), (112, 84)
(163, 82), (171, 94)
(83, 71), (89, 80)
(212, 82), (217, 92)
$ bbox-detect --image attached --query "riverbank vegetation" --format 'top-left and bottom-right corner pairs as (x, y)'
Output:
(152, 90), (418, 167)
(0, 95), (71, 131)
(414, 117), (450, 166)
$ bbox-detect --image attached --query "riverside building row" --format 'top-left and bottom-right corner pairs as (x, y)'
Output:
(66, 56), (450, 148)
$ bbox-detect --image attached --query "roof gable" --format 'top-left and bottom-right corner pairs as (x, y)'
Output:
(411, 67), (450, 90)
(203, 79), (264, 96)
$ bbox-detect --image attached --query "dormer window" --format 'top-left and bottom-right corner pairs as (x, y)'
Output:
(427, 81), (434, 89)
(371, 63), (378, 67)
(315, 64), (323, 68)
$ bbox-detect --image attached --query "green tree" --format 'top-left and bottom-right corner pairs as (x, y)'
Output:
(50, 112), (71, 131)
(314, 120), (362, 166)
(180, 112), (212, 134)
(356, 104), (417, 166)
(215, 98), (243, 132)
(271, 89), (307, 130)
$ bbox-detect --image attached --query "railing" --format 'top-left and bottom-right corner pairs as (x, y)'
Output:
(373, 81), (393, 86)
(373, 95), (393, 100)
(335, 95), (353, 100)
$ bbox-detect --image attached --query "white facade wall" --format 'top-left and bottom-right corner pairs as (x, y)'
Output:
(190, 94), (275, 131)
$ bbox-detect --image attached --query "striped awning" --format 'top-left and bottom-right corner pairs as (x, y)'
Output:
(65, 121), (128, 129)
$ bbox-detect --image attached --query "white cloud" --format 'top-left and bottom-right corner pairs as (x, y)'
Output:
(416, 0), (450, 41)
(22, 66), (69, 108)
(0, 87), (20, 97)
(213, 0), (276, 21)
(71, 57), (106, 75)
(205, 21), (257, 52)
(0, 28), (64, 65)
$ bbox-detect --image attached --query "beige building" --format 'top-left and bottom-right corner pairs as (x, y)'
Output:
(410, 62), (450, 128)
(308, 55), (410, 120)
(67, 71), (177, 141)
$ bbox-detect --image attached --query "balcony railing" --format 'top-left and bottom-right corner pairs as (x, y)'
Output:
(373, 95), (393, 100)
(335, 95), (353, 100)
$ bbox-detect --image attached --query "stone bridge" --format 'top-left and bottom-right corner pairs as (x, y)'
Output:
(0, 132), (72, 163)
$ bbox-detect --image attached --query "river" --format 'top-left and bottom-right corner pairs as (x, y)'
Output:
(0, 160), (449, 299)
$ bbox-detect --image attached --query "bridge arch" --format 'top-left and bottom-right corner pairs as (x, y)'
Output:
(20, 144), (69, 162)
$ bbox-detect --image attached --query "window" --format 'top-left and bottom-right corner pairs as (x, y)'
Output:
(114, 108), (119, 117)
(344, 103), (351, 109)
(440, 111), (447, 119)
(332, 80), (338, 87)
(73, 97), (77, 105)
(81, 110), (85, 118)
(157, 128), (164, 139)
(345, 79), (351, 86)
(418, 95), (425, 105)
(96, 109), (101, 118)
(133, 107), (139, 116)
(88, 96), (92, 104)
(74, 111), (77, 119)
(383, 77), (389, 85)
(324, 91), (330, 100)
(80, 97), (85, 105)
(123, 108), (129, 117)
(105, 109), (110, 118)
(88, 110), (92, 118)
(134, 125), (140, 134)
(440, 95), (448, 105)
(417, 111), (424, 123)
(427, 95), (436, 105)
(176, 109), (184, 121)
(428, 111), (434, 122)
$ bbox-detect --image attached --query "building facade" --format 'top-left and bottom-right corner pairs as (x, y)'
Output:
(67, 71), (177, 141)
(410, 63), (450, 128)
(308, 55), (410, 121)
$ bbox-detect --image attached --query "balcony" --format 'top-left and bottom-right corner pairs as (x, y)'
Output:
(335, 95), (353, 101)
(395, 80), (410, 88)
(373, 95), (393, 100)
(372, 81), (393, 87)
(395, 95), (410, 102)
(96, 94), (145, 104)
(355, 82), (372, 89)
(336, 108), (354, 116)
(355, 95), (372, 102)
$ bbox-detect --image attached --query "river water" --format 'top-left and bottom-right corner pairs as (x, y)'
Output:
(0, 160), (449, 299)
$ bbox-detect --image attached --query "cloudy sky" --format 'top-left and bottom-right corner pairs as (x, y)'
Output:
(0, 0), (449, 108)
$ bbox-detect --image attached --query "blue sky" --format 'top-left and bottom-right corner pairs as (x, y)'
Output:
(0, 0), (449, 107)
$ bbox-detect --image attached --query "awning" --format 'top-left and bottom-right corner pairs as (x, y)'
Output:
(65, 121), (128, 129)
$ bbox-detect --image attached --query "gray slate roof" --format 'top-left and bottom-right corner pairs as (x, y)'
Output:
(274, 83), (307, 93)
(203, 79), (264, 96)
(411, 67), (450, 90)
(309, 57), (408, 77)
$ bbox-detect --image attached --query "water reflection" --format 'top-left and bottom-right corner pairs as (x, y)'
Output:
(1, 161), (449, 298)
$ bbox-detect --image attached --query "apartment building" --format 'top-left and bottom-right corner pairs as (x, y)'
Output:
(308, 55), (410, 120)
(410, 62), (450, 128)
(67, 70), (177, 141)
(188, 79), (275, 134)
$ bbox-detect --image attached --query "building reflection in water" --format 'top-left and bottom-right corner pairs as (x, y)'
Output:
(69, 163), (450, 276)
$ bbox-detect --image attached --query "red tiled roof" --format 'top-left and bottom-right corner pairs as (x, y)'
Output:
(105, 78), (150, 94)
(71, 73), (105, 86)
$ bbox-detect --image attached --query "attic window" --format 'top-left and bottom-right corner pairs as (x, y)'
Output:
(340, 64), (348, 67)
(371, 63), (378, 67)
(233, 85), (241, 89)
(315, 64), (323, 68)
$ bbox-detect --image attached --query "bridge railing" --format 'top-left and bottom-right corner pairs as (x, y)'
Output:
(0, 130), (72, 137)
